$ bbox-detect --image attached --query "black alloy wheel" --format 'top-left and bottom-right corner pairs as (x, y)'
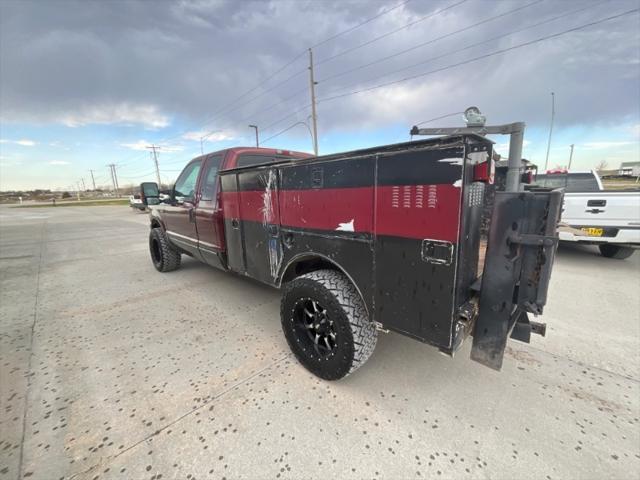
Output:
(292, 298), (337, 357)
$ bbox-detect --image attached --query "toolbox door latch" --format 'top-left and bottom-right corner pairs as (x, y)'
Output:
(421, 239), (454, 266)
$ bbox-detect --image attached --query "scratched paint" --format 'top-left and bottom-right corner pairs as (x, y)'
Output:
(260, 169), (277, 226)
(259, 169), (282, 279)
(438, 157), (464, 165)
(336, 219), (355, 232)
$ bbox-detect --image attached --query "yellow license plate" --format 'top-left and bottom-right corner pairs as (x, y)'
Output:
(581, 227), (604, 237)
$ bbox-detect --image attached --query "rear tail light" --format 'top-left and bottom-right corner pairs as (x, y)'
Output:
(473, 159), (495, 184)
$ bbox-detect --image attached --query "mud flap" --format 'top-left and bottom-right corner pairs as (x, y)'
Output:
(470, 189), (563, 370)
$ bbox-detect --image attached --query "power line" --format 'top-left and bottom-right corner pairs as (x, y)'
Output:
(122, 0), (420, 152)
(245, 0), (607, 134)
(311, 0), (414, 49)
(316, 8), (639, 105)
(260, 103), (313, 135)
(415, 111), (465, 126)
(320, 0), (609, 88)
(235, 85), (308, 126)
(197, 51), (308, 129)
(261, 121), (315, 146)
(194, 0), (417, 132)
(318, 0), (544, 83)
(197, 67), (309, 133)
(188, 4), (421, 137)
(118, 170), (157, 179)
(219, 0), (472, 138)
(108, 0), (427, 166)
(316, 0), (470, 66)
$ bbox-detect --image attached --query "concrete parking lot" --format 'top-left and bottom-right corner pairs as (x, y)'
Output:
(1, 205), (639, 480)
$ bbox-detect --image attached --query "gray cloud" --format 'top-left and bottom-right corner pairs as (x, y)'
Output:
(1, 0), (638, 137)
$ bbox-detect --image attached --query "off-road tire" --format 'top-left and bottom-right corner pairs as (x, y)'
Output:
(280, 269), (377, 380)
(149, 227), (181, 272)
(598, 244), (635, 259)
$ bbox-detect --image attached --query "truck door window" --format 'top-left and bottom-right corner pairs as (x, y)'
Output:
(174, 160), (202, 202)
(200, 154), (223, 201)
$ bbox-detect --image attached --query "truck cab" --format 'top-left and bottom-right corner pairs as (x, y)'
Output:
(145, 147), (311, 270)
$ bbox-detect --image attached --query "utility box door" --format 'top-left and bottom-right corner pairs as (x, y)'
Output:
(374, 145), (465, 349)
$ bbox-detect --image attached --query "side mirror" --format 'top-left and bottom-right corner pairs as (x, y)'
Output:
(140, 182), (159, 206)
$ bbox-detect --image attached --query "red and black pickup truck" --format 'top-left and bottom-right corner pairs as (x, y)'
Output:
(140, 135), (563, 380)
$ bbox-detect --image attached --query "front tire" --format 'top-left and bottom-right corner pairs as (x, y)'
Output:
(280, 269), (377, 380)
(598, 244), (635, 259)
(149, 228), (181, 272)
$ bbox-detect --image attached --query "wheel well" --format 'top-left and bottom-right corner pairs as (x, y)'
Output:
(280, 256), (338, 284)
(279, 255), (370, 316)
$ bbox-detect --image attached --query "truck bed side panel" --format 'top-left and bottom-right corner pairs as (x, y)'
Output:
(277, 156), (377, 313)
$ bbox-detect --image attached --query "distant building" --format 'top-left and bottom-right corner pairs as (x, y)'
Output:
(618, 161), (640, 176)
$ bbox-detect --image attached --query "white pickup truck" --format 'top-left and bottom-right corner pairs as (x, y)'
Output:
(534, 170), (640, 259)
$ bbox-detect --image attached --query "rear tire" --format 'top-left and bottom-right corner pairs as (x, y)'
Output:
(149, 228), (181, 272)
(280, 269), (377, 380)
(598, 244), (634, 259)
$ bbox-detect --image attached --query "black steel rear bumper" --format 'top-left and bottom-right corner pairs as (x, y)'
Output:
(470, 188), (564, 370)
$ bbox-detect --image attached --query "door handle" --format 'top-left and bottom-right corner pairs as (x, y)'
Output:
(231, 218), (239, 228)
(188, 207), (196, 223)
(585, 208), (604, 214)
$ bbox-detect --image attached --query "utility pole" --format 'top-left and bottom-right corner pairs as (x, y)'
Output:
(568, 144), (575, 171)
(108, 166), (114, 192)
(308, 48), (319, 156)
(108, 164), (120, 197)
(89, 169), (96, 190)
(81, 178), (86, 191)
(248, 125), (259, 147)
(543, 91), (555, 171)
(113, 165), (119, 194)
(146, 145), (162, 187)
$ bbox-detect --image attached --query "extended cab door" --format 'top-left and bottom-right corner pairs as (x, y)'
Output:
(194, 154), (226, 269)
(163, 159), (202, 258)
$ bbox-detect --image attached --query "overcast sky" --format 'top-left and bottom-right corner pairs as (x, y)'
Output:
(1, 0), (639, 190)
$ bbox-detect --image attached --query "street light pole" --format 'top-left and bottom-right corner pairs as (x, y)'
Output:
(248, 125), (259, 147)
